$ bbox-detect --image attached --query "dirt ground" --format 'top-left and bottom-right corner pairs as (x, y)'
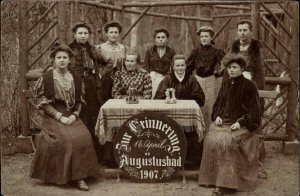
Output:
(1, 138), (299, 196)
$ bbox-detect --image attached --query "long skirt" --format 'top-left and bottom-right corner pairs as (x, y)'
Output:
(199, 123), (259, 191)
(80, 74), (103, 162)
(195, 75), (222, 128)
(30, 105), (99, 185)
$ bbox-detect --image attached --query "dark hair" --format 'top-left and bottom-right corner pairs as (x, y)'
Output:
(71, 22), (92, 34)
(222, 53), (247, 68)
(103, 21), (123, 33)
(196, 26), (215, 37)
(154, 27), (170, 38)
(237, 18), (253, 31)
(49, 42), (74, 60)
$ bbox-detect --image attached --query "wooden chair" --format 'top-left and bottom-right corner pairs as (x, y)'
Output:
(23, 89), (44, 151)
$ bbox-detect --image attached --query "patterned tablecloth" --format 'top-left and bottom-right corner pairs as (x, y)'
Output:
(95, 99), (206, 145)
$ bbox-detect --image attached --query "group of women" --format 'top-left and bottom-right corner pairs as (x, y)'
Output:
(30, 18), (264, 195)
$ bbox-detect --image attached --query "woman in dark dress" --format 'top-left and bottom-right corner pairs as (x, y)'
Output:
(30, 44), (98, 191)
(186, 26), (225, 128)
(68, 22), (104, 162)
(155, 54), (205, 166)
(199, 53), (262, 195)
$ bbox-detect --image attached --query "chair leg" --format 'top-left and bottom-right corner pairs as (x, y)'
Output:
(116, 174), (120, 183)
(30, 135), (36, 152)
(182, 166), (186, 184)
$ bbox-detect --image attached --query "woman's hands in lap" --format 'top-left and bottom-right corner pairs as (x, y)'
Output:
(59, 115), (77, 125)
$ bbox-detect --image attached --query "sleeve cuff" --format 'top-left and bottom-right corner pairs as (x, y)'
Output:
(72, 111), (79, 118)
(55, 112), (63, 120)
(237, 117), (246, 127)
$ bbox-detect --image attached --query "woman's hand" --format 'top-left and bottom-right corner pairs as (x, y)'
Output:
(215, 116), (223, 126)
(230, 122), (241, 131)
(66, 115), (77, 125)
(59, 116), (69, 125)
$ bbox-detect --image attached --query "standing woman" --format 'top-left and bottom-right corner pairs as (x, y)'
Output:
(68, 22), (104, 162)
(186, 26), (225, 128)
(30, 44), (98, 191)
(96, 20), (126, 104)
(143, 27), (176, 98)
(199, 53), (261, 195)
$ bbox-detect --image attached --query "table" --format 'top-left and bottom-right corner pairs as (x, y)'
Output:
(95, 99), (206, 145)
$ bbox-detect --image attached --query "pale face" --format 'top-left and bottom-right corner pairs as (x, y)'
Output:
(227, 62), (243, 78)
(237, 23), (252, 43)
(54, 51), (70, 71)
(125, 54), (138, 71)
(173, 59), (186, 76)
(199, 31), (212, 46)
(155, 32), (168, 47)
(74, 27), (89, 44)
(106, 27), (120, 43)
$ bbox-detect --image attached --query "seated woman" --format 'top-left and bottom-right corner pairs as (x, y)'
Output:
(112, 48), (152, 100)
(154, 54), (205, 167)
(154, 54), (205, 106)
(30, 44), (98, 191)
(199, 53), (262, 195)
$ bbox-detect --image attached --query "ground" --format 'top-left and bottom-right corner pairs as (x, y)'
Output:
(1, 132), (299, 196)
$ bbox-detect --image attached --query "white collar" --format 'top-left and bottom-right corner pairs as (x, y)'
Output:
(174, 72), (185, 82)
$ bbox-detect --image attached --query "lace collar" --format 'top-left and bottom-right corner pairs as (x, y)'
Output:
(53, 69), (73, 91)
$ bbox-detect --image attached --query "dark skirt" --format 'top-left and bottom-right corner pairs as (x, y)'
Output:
(30, 105), (99, 185)
(199, 123), (259, 191)
(97, 74), (113, 105)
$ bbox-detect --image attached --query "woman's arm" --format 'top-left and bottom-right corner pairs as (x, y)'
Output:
(153, 77), (169, 99)
(236, 83), (262, 131)
(186, 49), (196, 75)
(143, 74), (152, 99)
(190, 77), (205, 107)
(111, 71), (123, 98)
(211, 82), (225, 121)
(34, 77), (63, 120)
(143, 49), (151, 73)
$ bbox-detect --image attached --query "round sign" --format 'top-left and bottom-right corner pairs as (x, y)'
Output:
(113, 112), (187, 182)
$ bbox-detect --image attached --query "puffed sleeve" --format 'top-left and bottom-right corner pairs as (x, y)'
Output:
(94, 45), (106, 65)
(34, 76), (62, 120)
(72, 82), (84, 118)
(154, 76), (170, 99)
(236, 82), (261, 132)
(214, 49), (226, 77)
(143, 49), (151, 73)
(211, 82), (226, 121)
(186, 49), (197, 75)
(190, 77), (205, 107)
(252, 42), (265, 90)
(142, 73), (152, 99)
(111, 71), (123, 99)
